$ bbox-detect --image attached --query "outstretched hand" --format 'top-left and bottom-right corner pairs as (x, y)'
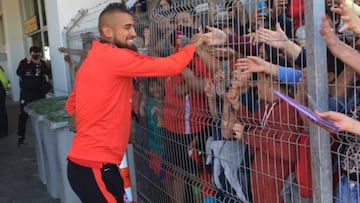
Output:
(58, 47), (69, 53)
(190, 33), (209, 48)
(320, 15), (340, 48)
(235, 56), (268, 74)
(256, 23), (288, 49)
(221, 114), (239, 140)
(204, 79), (216, 99)
(203, 26), (227, 46)
(330, 0), (360, 35)
(316, 111), (360, 135)
(231, 68), (251, 89)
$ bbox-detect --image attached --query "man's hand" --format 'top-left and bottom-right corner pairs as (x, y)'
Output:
(58, 47), (69, 53)
(181, 67), (195, 79)
(215, 69), (226, 98)
(256, 23), (289, 49)
(64, 55), (71, 63)
(231, 67), (251, 90)
(232, 123), (245, 141)
(204, 79), (215, 99)
(331, 0), (360, 35)
(235, 56), (268, 74)
(203, 26), (227, 46)
(221, 114), (240, 140)
(320, 15), (342, 49)
(316, 111), (360, 135)
(226, 86), (241, 109)
(190, 33), (209, 48)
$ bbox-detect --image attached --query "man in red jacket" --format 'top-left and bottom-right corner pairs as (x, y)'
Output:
(65, 3), (208, 203)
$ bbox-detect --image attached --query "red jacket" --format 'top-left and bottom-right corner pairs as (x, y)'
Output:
(237, 100), (304, 203)
(295, 132), (312, 198)
(65, 40), (196, 168)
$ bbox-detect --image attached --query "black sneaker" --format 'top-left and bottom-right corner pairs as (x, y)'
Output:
(17, 136), (25, 147)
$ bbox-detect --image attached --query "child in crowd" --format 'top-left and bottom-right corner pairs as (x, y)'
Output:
(139, 78), (168, 179)
(203, 67), (253, 203)
(138, 77), (172, 201)
(227, 41), (304, 203)
(231, 71), (304, 203)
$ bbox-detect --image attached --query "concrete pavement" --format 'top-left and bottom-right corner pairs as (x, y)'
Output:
(0, 98), (59, 203)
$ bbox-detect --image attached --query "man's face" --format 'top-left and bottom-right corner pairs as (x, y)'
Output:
(31, 52), (41, 61)
(109, 12), (137, 51)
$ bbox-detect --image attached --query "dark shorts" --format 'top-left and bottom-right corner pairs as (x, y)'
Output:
(67, 160), (125, 203)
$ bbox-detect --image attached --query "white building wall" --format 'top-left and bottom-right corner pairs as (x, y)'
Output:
(2, 0), (26, 101)
(44, 0), (120, 97)
(0, 0), (122, 101)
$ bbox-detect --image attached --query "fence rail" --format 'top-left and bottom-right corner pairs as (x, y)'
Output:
(64, 0), (360, 202)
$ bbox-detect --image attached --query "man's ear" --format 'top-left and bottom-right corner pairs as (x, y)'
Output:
(101, 25), (113, 39)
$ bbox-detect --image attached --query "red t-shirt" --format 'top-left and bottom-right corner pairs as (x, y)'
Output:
(163, 55), (213, 134)
(65, 41), (196, 167)
(286, 0), (305, 31)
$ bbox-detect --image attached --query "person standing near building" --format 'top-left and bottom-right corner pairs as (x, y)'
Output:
(16, 46), (50, 146)
(65, 3), (210, 203)
(0, 66), (9, 138)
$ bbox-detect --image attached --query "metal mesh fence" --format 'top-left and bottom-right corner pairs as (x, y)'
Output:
(62, 0), (360, 202)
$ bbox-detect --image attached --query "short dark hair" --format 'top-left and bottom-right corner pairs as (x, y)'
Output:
(29, 46), (41, 53)
(98, 3), (132, 34)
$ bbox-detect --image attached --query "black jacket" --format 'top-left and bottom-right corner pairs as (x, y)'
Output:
(16, 58), (50, 101)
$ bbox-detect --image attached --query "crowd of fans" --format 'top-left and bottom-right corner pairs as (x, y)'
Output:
(128, 0), (360, 202)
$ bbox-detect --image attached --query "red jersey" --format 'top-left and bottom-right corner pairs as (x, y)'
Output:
(242, 100), (303, 203)
(286, 0), (305, 31)
(65, 41), (196, 167)
(163, 55), (213, 134)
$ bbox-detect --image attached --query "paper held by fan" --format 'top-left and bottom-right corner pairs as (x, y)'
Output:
(273, 90), (340, 132)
